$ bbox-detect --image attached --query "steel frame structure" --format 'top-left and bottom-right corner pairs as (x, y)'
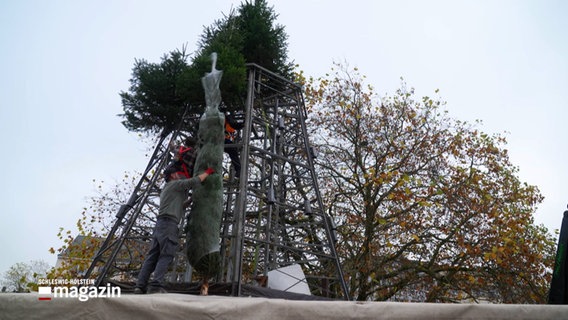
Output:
(83, 64), (350, 300)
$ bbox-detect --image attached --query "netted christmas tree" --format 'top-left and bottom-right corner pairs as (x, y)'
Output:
(185, 54), (225, 284)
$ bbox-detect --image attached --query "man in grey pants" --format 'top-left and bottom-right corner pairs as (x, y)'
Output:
(134, 163), (214, 294)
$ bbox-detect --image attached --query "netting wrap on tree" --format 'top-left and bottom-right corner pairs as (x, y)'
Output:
(186, 54), (225, 277)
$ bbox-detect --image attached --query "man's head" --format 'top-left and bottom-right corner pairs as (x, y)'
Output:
(164, 164), (189, 182)
(164, 142), (197, 182)
(172, 145), (196, 176)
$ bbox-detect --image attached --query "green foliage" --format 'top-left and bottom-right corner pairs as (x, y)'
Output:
(120, 0), (292, 133)
(188, 0), (292, 113)
(236, 0), (292, 76)
(189, 42), (247, 112)
(120, 49), (195, 134)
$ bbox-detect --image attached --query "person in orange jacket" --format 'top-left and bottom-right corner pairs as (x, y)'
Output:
(224, 118), (241, 177)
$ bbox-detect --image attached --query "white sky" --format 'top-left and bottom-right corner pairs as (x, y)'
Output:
(1, 0), (567, 275)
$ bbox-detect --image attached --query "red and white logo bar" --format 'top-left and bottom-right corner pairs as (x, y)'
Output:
(38, 286), (52, 301)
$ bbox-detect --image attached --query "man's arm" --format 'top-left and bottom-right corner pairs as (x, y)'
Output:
(171, 168), (215, 191)
(196, 167), (214, 182)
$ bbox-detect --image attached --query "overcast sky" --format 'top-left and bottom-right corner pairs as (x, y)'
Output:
(1, 0), (566, 275)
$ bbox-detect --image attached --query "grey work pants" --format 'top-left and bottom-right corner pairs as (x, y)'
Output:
(136, 217), (179, 289)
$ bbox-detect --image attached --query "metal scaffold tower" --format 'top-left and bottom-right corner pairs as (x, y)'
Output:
(83, 64), (350, 300)
(222, 64), (348, 299)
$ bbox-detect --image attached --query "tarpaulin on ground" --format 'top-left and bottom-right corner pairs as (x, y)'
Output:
(3, 292), (568, 320)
